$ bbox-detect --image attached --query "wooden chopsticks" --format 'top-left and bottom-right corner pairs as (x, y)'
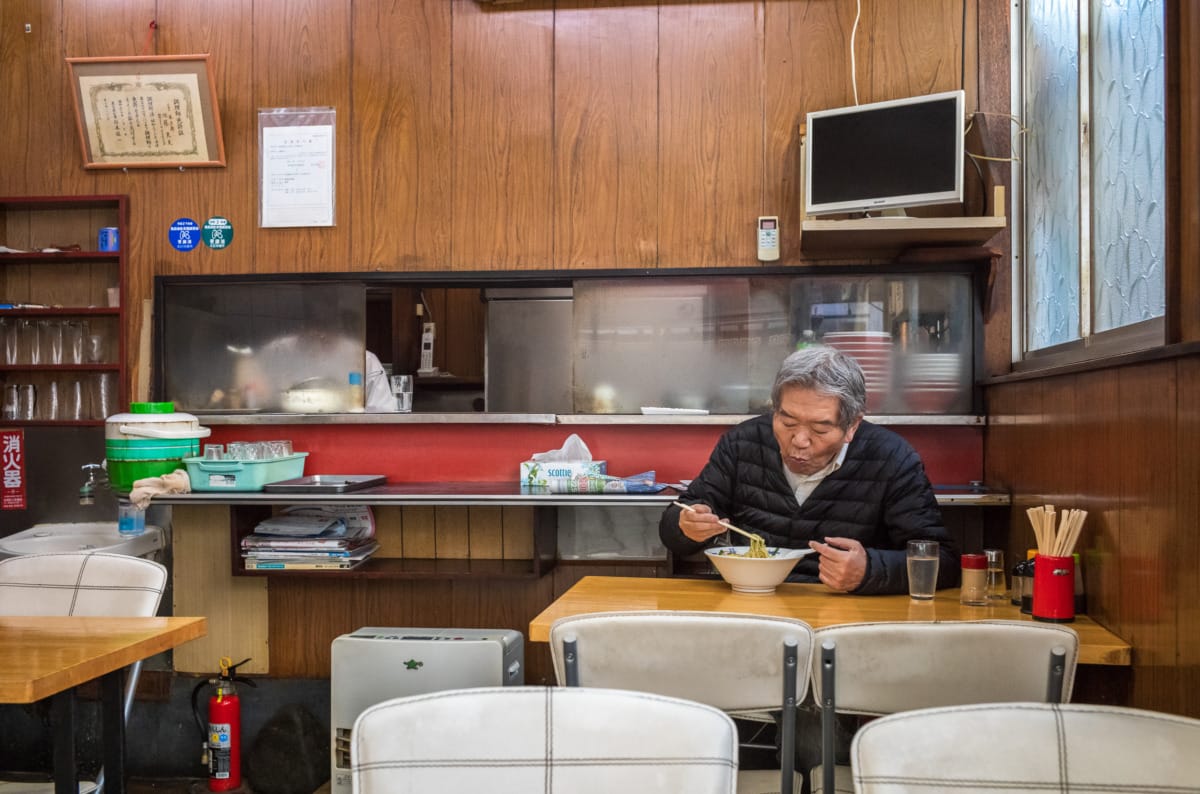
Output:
(672, 501), (765, 544)
(1026, 504), (1088, 557)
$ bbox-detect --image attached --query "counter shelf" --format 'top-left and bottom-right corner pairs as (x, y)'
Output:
(191, 412), (988, 427)
(158, 483), (1009, 580)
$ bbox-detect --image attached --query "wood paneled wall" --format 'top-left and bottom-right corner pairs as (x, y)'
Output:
(266, 561), (668, 683)
(984, 356), (1200, 718)
(0, 0), (974, 392)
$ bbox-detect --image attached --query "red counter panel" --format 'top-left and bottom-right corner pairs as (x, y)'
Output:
(207, 422), (982, 486)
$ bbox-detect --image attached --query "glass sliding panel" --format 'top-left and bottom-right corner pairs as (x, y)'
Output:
(572, 279), (751, 414)
(572, 273), (974, 416)
(1090, 0), (1165, 332)
(1024, 0), (1082, 351)
(162, 282), (366, 412)
(784, 274), (974, 415)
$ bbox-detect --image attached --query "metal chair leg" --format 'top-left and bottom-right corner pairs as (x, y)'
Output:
(820, 641), (836, 794)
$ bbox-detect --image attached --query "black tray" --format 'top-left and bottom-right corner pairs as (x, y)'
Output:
(263, 474), (387, 493)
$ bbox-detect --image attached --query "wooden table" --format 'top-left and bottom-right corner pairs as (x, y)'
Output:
(529, 576), (1131, 667)
(0, 616), (208, 794)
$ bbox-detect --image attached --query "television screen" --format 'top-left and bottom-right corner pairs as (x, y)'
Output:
(805, 89), (964, 216)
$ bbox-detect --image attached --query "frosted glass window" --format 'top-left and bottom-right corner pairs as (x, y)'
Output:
(1019, 0), (1164, 358)
(572, 274), (972, 415)
(1090, 0), (1166, 332)
(1024, 0), (1081, 351)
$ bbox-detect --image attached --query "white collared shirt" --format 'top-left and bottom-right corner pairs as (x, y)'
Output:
(782, 443), (849, 507)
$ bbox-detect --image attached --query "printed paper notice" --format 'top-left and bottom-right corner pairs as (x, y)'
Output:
(261, 125), (335, 227)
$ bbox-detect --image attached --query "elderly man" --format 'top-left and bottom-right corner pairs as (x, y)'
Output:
(660, 345), (959, 595)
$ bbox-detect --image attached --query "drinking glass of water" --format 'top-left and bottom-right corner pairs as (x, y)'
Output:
(390, 374), (413, 413)
(906, 539), (940, 600)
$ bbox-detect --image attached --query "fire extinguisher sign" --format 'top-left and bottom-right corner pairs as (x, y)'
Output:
(1, 429), (26, 510)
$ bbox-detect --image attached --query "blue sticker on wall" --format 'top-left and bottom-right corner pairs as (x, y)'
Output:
(202, 217), (234, 250)
(169, 218), (201, 252)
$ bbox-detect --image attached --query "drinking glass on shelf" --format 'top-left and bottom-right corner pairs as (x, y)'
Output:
(68, 378), (85, 421)
(42, 379), (61, 421)
(65, 321), (87, 365)
(1, 319), (16, 365)
(203, 444), (225, 461)
(91, 372), (116, 419)
(41, 320), (64, 365)
(3, 385), (19, 421)
(85, 332), (106, 364)
(16, 319), (39, 365)
(18, 384), (36, 421)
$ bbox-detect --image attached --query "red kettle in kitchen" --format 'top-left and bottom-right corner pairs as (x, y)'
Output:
(191, 656), (255, 792)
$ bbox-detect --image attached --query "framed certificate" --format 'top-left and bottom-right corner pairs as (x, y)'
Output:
(67, 54), (226, 169)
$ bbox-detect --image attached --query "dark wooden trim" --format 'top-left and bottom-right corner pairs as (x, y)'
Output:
(1178, 2), (1200, 343)
(982, 341), (1200, 385)
(1165, 0), (1184, 344)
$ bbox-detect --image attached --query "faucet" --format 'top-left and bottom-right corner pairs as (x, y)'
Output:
(79, 462), (109, 505)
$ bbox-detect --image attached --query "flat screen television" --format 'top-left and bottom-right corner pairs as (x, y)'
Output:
(805, 89), (965, 217)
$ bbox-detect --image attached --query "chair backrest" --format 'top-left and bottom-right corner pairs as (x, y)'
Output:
(0, 551), (167, 617)
(811, 620), (1079, 716)
(351, 686), (739, 794)
(851, 703), (1200, 793)
(549, 610), (815, 712)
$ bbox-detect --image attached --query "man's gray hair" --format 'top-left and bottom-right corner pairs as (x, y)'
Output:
(770, 346), (867, 429)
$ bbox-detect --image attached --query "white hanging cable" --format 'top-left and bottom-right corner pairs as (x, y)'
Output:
(850, 0), (862, 105)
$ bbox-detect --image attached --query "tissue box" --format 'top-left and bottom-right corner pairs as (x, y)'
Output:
(520, 459), (607, 487)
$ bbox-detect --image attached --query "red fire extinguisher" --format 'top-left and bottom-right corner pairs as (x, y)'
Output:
(191, 656), (254, 792)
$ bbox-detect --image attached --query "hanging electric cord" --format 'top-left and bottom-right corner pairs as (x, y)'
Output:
(849, 0), (862, 105)
(960, 0), (967, 93)
(962, 111), (1028, 214)
(964, 111), (1029, 163)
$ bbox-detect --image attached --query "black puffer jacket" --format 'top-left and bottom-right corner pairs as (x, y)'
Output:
(659, 415), (959, 595)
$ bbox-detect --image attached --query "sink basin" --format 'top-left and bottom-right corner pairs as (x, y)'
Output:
(0, 522), (164, 559)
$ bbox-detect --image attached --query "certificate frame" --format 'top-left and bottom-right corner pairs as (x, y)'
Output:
(67, 54), (226, 169)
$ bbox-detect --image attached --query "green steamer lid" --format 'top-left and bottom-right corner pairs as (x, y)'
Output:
(129, 401), (176, 414)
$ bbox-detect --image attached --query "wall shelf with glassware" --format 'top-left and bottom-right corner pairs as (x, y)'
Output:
(0, 195), (127, 425)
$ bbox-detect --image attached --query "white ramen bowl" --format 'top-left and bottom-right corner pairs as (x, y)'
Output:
(704, 546), (815, 594)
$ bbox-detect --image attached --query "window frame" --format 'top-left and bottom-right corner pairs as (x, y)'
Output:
(1010, 0), (1168, 371)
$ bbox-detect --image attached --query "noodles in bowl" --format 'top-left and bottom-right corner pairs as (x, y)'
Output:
(704, 546), (815, 594)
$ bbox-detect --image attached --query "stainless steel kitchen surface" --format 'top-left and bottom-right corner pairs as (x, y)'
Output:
(484, 287), (574, 414)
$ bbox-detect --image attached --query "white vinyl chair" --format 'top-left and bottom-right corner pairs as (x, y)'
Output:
(550, 610), (815, 794)
(851, 702), (1200, 793)
(0, 551), (169, 794)
(811, 620), (1079, 794)
(351, 686), (739, 794)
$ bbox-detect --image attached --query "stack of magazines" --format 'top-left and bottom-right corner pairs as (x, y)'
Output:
(242, 505), (379, 570)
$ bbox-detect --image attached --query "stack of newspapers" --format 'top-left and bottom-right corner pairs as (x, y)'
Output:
(242, 505), (378, 571)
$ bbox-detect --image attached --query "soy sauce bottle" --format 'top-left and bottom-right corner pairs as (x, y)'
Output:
(1015, 557), (1035, 615)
